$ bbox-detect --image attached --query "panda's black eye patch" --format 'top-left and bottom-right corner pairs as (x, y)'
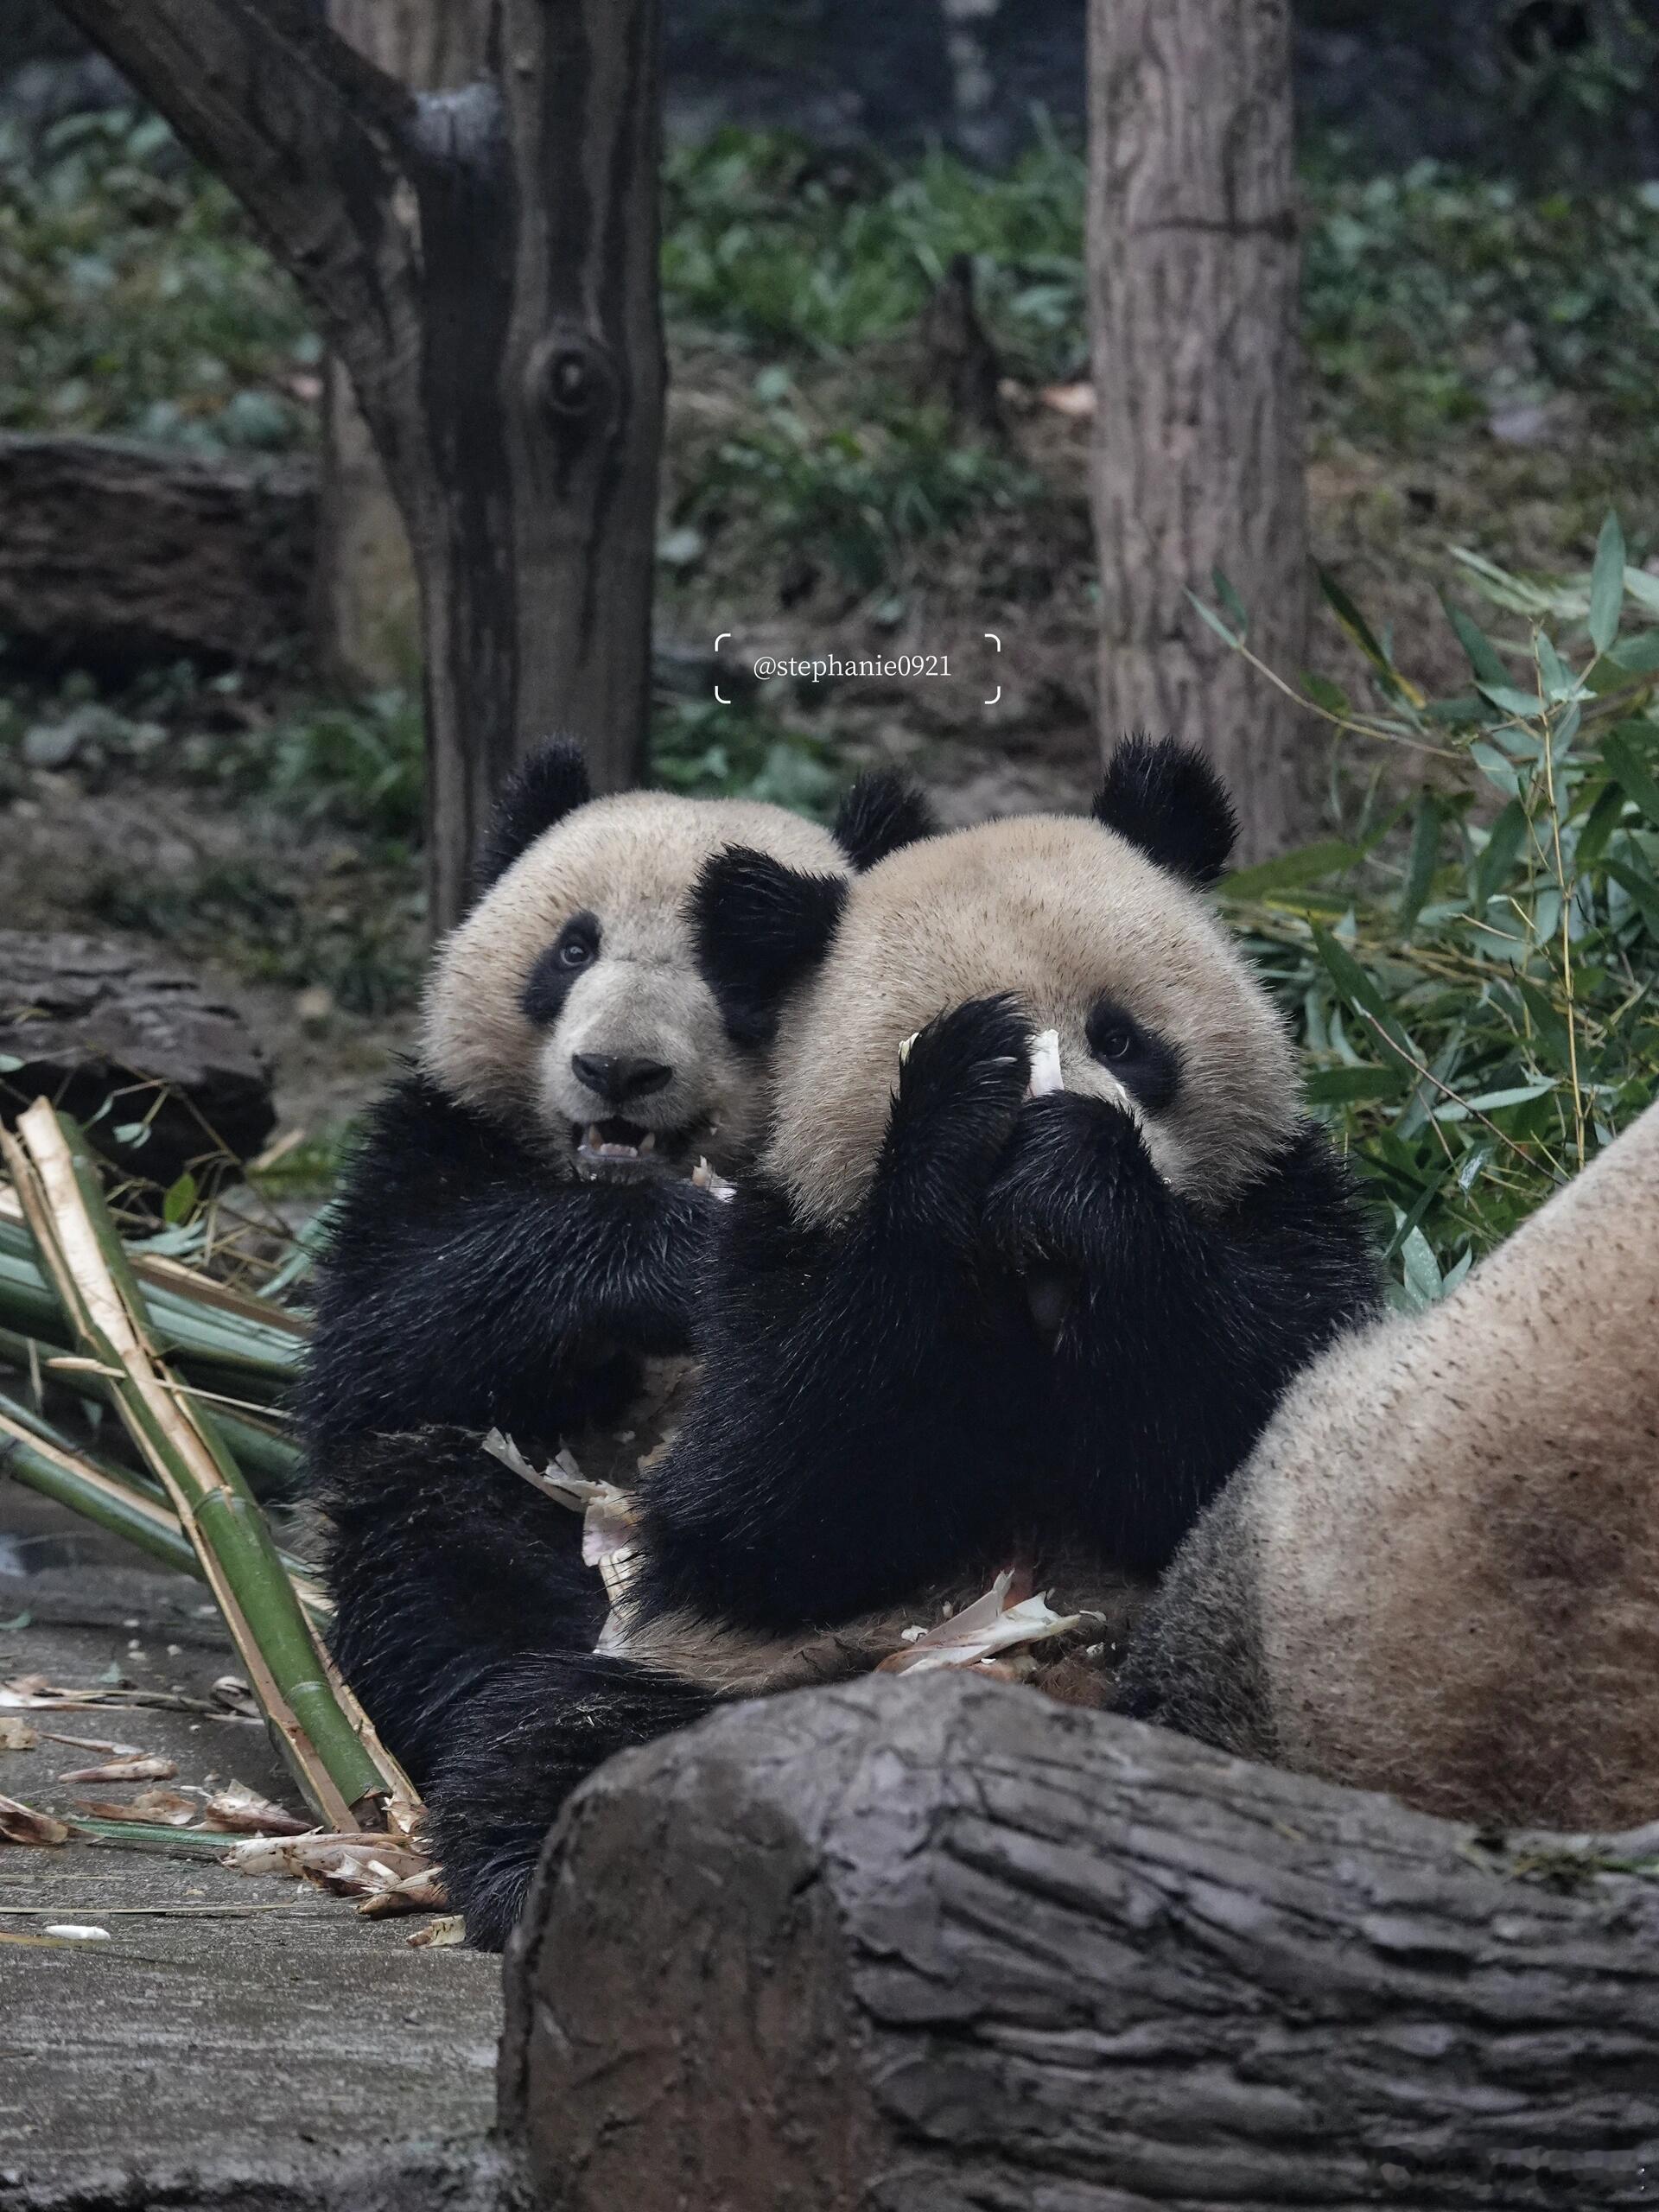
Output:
(522, 912), (601, 1027)
(1085, 996), (1180, 1113)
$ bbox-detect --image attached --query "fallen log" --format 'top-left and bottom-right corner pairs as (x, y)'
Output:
(0, 929), (276, 1179)
(504, 1672), (1659, 2210)
(0, 430), (315, 674)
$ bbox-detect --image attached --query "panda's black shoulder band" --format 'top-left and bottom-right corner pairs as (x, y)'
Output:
(833, 771), (935, 870)
(1092, 734), (1237, 890)
(471, 740), (593, 899)
(692, 846), (847, 1046)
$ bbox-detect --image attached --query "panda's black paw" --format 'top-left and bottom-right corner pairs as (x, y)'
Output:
(877, 994), (1030, 1244)
(983, 1090), (1154, 1275)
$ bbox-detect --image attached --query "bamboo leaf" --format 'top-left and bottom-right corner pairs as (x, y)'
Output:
(1603, 731), (1659, 828)
(1398, 793), (1442, 934)
(1223, 842), (1363, 899)
(1589, 512), (1627, 657)
(1441, 597), (1510, 690)
(1472, 800), (1529, 911)
(1185, 589), (1241, 648)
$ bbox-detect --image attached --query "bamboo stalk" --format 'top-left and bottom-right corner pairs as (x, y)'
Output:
(0, 1389), (330, 1624)
(0, 1320), (302, 1493)
(1, 1103), (411, 1834)
(0, 1205), (303, 1392)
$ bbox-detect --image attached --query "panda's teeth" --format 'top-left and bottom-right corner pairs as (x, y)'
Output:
(639, 1131), (656, 1154)
(587, 1123), (605, 1150)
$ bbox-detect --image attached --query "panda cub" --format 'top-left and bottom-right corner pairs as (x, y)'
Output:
(428, 737), (1381, 1946)
(303, 739), (928, 1777)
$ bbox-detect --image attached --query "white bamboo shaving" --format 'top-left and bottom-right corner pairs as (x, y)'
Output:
(482, 1431), (642, 1633)
(692, 1158), (736, 1202)
(878, 1569), (1098, 1675)
(1027, 1028), (1064, 1096)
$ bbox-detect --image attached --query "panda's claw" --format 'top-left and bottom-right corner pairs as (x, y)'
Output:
(876, 995), (1030, 1245)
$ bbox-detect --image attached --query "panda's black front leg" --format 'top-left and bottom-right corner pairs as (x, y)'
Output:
(984, 1092), (1377, 1572)
(631, 996), (1035, 1631)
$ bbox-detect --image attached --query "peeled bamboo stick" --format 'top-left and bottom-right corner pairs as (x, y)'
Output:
(0, 1388), (330, 1624)
(1, 1103), (410, 1834)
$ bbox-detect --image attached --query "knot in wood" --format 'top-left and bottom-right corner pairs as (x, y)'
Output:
(533, 335), (615, 425)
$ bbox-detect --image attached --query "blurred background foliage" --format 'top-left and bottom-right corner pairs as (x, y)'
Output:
(2, 66), (1657, 1276)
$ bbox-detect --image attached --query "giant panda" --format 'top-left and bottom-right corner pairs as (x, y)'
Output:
(423, 736), (1382, 1947)
(1116, 1090), (1659, 1833)
(303, 739), (931, 1779)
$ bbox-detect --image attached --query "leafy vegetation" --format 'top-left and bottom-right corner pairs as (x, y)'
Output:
(1207, 518), (1659, 1307)
(0, 109), (315, 450)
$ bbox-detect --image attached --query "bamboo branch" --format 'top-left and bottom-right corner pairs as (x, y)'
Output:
(1, 1103), (412, 1834)
(0, 1389), (328, 1624)
(52, 0), (427, 488)
(0, 1321), (301, 1493)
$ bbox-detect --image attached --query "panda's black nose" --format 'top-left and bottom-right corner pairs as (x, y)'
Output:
(571, 1052), (674, 1107)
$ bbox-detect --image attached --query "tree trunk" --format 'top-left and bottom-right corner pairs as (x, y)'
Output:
(316, 0), (490, 695)
(503, 1673), (1659, 2210)
(1088, 0), (1315, 863)
(58, 0), (664, 933)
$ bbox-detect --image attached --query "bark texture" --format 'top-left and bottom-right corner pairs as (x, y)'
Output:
(0, 434), (313, 674)
(315, 0), (490, 693)
(0, 931), (276, 1180)
(57, 0), (664, 931)
(505, 1673), (1659, 2210)
(1088, 0), (1315, 862)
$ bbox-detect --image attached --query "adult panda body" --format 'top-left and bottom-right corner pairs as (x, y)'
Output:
(1117, 1091), (1659, 1834)
(429, 739), (1381, 1947)
(302, 741), (928, 1779)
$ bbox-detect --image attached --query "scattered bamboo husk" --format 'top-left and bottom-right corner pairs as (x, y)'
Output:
(57, 1755), (177, 1783)
(0, 1794), (69, 1847)
(0, 1389), (329, 1624)
(0, 1101), (415, 1835)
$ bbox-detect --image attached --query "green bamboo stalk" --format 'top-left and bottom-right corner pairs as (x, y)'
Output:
(3, 1104), (409, 1834)
(0, 1397), (198, 1580)
(0, 1213), (304, 1394)
(0, 1388), (329, 1623)
(0, 1320), (302, 1493)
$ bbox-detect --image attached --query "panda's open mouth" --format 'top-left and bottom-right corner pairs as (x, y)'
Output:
(571, 1116), (691, 1181)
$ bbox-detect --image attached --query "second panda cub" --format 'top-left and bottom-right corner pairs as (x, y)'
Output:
(637, 734), (1381, 1629)
(430, 739), (1380, 1943)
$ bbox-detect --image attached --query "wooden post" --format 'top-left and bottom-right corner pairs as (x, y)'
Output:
(58, 0), (664, 933)
(1088, 0), (1316, 862)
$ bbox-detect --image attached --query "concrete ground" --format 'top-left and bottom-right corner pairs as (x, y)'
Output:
(0, 1492), (506, 2212)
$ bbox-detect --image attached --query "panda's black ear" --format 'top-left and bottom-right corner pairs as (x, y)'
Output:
(692, 847), (848, 1046)
(1092, 734), (1237, 890)
(471, 740), (592, 899)
(832, 771), (935, 870)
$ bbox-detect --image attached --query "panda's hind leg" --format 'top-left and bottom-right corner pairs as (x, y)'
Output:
(423, 1650), (717, 1951)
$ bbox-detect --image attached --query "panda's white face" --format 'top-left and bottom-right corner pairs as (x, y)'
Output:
(422, 792), (847, 1180)
(766, 813), (1301, 1227)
